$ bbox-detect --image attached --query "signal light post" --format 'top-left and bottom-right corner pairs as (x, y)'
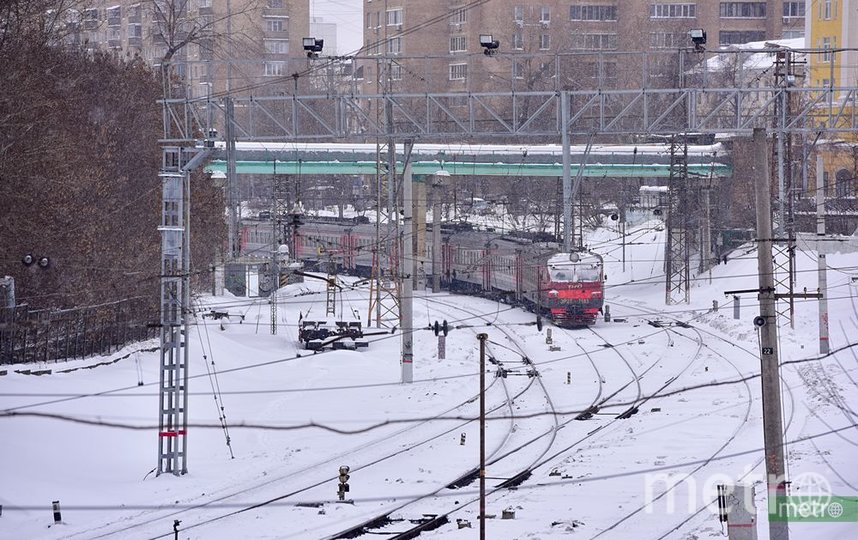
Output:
(338, 465), (350, 501)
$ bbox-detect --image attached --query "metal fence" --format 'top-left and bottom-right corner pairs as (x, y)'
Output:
(0, 298), (158, 365)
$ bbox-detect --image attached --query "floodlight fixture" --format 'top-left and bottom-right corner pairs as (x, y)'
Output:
(479, 34), (499, 56)
(688, 28), (706, 52)
(302, 37), (324, 58)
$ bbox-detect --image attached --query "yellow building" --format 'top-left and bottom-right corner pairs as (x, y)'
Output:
(806, 0), (858, 194)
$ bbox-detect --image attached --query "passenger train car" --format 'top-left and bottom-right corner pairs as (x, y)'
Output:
(241, 218), (605, 326)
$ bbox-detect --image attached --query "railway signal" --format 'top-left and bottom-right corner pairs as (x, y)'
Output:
(337, 465), (350, 501)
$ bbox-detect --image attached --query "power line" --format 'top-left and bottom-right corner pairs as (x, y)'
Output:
(7, 338), (858, 432)
(0, 423), (853, 514)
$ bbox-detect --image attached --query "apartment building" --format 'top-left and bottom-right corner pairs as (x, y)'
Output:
(360, 1), (807, 93)
(806, 0), (857, 89)
(70, 0), (310, 99)
(805, 0), (857, 198)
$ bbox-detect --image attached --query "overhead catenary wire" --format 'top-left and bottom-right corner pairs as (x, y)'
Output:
(193, 298), (235, 459)
(0, 423), (853, 515)
(6, 344), (858, 432)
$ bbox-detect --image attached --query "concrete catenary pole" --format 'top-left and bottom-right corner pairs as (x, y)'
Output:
(225, 97), (240, 259)
(816, 155), (830, 355)
(752, 128), (789, 540)
(561, 91), (572, 252)
(401, 141), (414, 384)
(432, 175), (443, 293)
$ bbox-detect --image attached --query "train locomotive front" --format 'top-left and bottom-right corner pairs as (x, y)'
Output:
(535, 252), (604, 327)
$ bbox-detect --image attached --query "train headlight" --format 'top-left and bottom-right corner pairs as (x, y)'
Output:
(548, 289), (559, 298)
(591, 290), (602, 298)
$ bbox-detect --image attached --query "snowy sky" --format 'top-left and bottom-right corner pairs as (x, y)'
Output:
(312, 0), (364, 54)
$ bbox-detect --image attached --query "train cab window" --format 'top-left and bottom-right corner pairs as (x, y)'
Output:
(577, 265), (600, 282)
(549, 268), (571, 282)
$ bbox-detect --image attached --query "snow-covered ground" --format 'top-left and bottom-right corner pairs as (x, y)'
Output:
(2, 221), (857, 539)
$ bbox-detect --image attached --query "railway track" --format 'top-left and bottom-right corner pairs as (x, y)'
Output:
(591, 298), (797, 540)
(320, 296), (564, 539)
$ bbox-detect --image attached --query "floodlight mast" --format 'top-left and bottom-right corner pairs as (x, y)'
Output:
(302, 37), (324, 58)
(688, 28), (706, 52)
(479, 34), (499, 56)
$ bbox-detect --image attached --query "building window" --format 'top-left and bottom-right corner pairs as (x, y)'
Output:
(821, 36), (833, 61)
(451, 8), (467, 24)
(128, 23), (142, 38)
(267, 0), (283, 7)
(540, 6), (550, 22)
(263, 61), (285, 76)
(649, 3), (696, 18)
(514, 5), (524, 23)
(650, 31), (680, 48)
(266, 19), (284, 32)
(386, 36), (401, 54)
(719, 30), (765, 45)
(449, 63), (467, 80)
(571, 33), (618, 50)
(513, 62), (524, 79)
(83, 7), (99, 30)
(107, 5), (121, 25)
(783, 2), (805, 17)
(836, 169), (850, 197)
(450, 35), (467, 52)
(513, 33), (523, 50)
(719, 2), (766, 18)
(782, 30), (804, 39)
(391, 63), (402, 80)
(540, 33), (550, 50)
(570, 5), (618, 21)
(821, 0), (835, 20)
(264, 39), (289, 54)
(386, 8), (402, 26)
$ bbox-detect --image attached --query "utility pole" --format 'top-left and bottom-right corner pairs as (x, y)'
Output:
(432, 174), (444, 293)
(816, 155), (830, 355)
(561, 91), (572, 252)
(700, 186), (712, 274)
(752, 128), (789, 540)
(225, 97), (240, 259)
(401, 141), (414, 384)
(477, 333), (488, 540)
